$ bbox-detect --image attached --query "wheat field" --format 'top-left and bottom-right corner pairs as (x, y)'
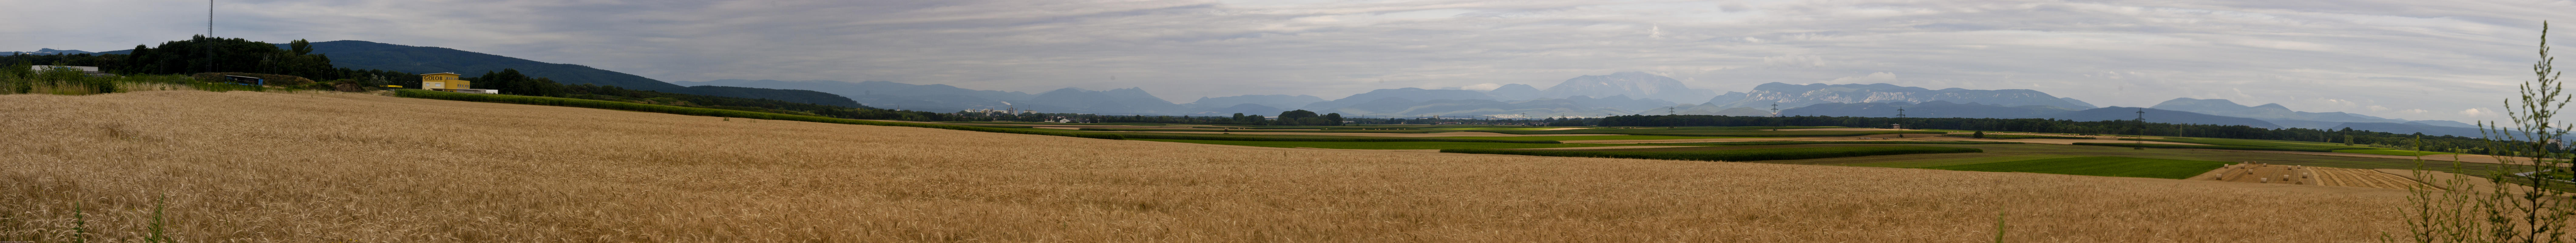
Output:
(3, 91), (2411, 242)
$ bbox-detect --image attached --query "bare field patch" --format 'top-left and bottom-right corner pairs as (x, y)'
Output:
(0, 91), (2411, 242)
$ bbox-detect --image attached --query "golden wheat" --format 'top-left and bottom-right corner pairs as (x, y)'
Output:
(2, 91), (2411, 242)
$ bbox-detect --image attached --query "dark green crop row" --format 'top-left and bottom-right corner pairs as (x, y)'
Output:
(394, 89), (1125, 139)
(2069, 142), (2335, 152)
(1080, 128), (1442, 133)
(1109, 132), (1560, 143)
(1641, 141), (2022, 146)
(1440, 146), (1983, 162)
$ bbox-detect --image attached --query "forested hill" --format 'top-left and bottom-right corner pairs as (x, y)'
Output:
(268, 40), (683, 91)
(91, 39), (856, 107)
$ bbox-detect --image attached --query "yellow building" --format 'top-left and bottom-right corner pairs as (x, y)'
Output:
(420, 73), (468, 90)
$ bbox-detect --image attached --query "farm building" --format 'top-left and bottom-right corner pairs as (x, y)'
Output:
(419, 73), (499, 94)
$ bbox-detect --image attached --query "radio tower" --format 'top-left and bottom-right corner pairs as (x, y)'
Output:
(1667, 106), (1676, 116)
(2134, 108), (2147, 149)
(1894, 108), (1909, 137)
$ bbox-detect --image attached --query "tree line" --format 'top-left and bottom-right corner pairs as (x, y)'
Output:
(1597, 114), (2507, 152)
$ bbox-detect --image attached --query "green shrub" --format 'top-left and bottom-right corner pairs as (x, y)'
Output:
(395, 89), (1123, 140)
(1440, 146), (1982, 162)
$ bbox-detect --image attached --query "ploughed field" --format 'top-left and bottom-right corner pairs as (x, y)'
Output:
(3, 91), (2415, 241)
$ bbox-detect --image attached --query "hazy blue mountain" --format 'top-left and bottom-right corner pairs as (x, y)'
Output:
(1781, 101), (2073, 118)
(1026, 87), (1188, 115)
(1564, 95), (1680, 112)
(1541, 72), (1716, 103)
(2410, 120), (2479, 128)
(2046, 107), (2282, 128)
(1184, 94), (1326, 110)
(1188, 103), (1290, 116)
(2146, 98), (2476, 129)
(2058, 98), (2098, 109)
(1302, 87), (1495, 111)
(673, 79), (1036, 111)
(675, 86), (862, 107)
(4, 48), (96, 55)
(1710, 82), (2091, 110)
(1484, 84), (1544, 101)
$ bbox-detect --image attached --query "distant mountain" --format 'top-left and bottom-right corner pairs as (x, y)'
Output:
(2047, 107), (2282, 128)
(2147, 98), (2474, 130)
(1025, 87), (1188, 115)
(1188, 103), (1290, 116)
(674, 79), (1033, 112)
(1540, 72), (1716, 103)
(1302, 87), (1495, 111)
(1709, 83), (2092, 110)
(650, 86), (852, 107)
(1184, 94), (1326, 110)
(1485, 84), (1544, 101)
(1781, 101), (2073, 118)
(2058, 98), (2098, 109)
(4, 48), (95, 56)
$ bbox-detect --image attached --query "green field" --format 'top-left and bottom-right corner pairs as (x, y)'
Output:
(1135, 139), (1646, 149)
(1917, 156), (2233, 179)
(1079, 128), (1444, 133)
(1428, 135), (1747, 141)
(1440, 145), (1984, 162)
(2334, 149), (2461, 156)
(1844, 155), (2083, 168)
(2117, 137), (2381, 151)
(1487, 127), (1947, 137)
(1432, 127), (1566, 130)
(1944, 134), (2095, 139)
(1638, 141), (2024, 146)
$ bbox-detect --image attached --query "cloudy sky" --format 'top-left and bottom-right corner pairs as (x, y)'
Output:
(5, 0), (2570, 121)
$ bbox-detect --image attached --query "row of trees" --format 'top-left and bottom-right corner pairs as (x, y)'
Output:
(1595, 114), (2502, 152)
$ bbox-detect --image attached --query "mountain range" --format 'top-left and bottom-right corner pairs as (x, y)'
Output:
(26, 41), (2488, 137)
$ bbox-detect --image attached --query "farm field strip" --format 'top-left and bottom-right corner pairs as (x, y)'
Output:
(2311, 167), (2423, 190)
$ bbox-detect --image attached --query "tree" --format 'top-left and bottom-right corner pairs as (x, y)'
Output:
(2404, 20), (2575, 243)
(1973, 130), (1985, 139)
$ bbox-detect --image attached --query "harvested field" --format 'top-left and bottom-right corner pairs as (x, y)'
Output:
(2310, 167), (2424, 190)
(2201, 163), (2318, 185)
(1, 91), (2413, 242)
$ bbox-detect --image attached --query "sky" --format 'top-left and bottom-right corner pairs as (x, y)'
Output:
(4, 0), (2571, 122)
